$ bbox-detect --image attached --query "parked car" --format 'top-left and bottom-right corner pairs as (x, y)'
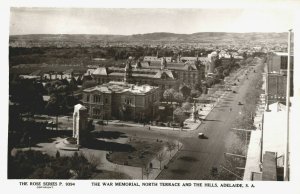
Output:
(238, 102), (243, 105)
(198, 133), (205, 139)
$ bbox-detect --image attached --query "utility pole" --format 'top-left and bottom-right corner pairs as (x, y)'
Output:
(284, 29), (292, 181)
(266, 53), (270, 111)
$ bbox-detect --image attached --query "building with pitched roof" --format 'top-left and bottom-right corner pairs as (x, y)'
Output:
(82, 81), (160, 121)
(87, 58), (180, 94)
(141, 56), (206, 86)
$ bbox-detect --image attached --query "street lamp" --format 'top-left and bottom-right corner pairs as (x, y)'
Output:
(28, 136), (31, 151)
(284, 29), (292, 181)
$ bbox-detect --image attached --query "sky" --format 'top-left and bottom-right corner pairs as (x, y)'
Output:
(10, 7), (295, 35)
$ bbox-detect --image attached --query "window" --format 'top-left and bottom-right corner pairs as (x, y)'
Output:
(105, 98), (108, 104)
(86, 94), (90, 102)
(125, 98), (132, 105)
(93, 108), (101, 115)
(93, 95), (101, 103)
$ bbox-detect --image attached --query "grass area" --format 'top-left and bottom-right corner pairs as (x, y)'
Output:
(108, 137), (166, 168)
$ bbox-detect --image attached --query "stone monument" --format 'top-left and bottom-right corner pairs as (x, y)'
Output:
(73, 104), (88, 145)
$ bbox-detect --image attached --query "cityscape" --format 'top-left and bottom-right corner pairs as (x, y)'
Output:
(8, 7), (294, 181)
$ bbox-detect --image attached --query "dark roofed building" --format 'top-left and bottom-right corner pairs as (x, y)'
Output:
(141, 58), (205, 86)
(89, 59), (180, 96)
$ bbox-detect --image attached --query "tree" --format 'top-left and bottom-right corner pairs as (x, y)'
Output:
(173, 92), (184, 105)
(166, 142), (176, 159)
(206, 78), (215, 88)
(82, 80), (97, 89)
(190, 89), (201, 98)
(156, 152), (166, 170)
(182, 102), (192, 112)
(45, 93), (67, 130)
(173, 107), (184, 117)
(180, 85), (191, 98)
(10, 79), (45, 115)
(56, 151), (60, 158)
(69, 77), (78, 90)
(223, 69), (230, 77)
(173, 107), (187, 124)
(163, 88), (176, 104)
(193, 82), (203, 92)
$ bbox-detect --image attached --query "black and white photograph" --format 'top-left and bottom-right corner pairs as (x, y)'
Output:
(1, 0), (300, 193)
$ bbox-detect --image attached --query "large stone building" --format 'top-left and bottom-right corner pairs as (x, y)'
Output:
(82, 81), (160, 121)
(87, 58), (180, 93)
(142, 56), (207, 86)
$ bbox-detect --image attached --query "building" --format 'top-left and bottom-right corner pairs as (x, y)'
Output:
(267, 73), (288, 104)
(268, 52), (294, 74)
(88, 58), (180, 94)
(43, 69), (83, 82)
(144, 51), (172, 63)
(144, 56), (172, 63)
(266, 52), (294, 104)
(82, 81), (160, 121)
(142, 56), (206, 86)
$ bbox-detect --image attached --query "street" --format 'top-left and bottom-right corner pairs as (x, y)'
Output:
(157, 61), (262, 179)
(99, 60), (263, 180)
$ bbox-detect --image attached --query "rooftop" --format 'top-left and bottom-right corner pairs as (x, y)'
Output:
(263, 102), (286, 159)
(83, 81), (159, 95)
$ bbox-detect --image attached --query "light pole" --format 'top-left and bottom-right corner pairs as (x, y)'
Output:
(284, 29), (292, 181)
(28, 136), (31, 151)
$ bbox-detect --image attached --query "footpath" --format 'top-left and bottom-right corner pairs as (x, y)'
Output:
(243, 62), (266, 180)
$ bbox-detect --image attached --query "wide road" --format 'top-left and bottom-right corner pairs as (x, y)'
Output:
(157, 60), (263, 180)
(99, 58), (263, 180)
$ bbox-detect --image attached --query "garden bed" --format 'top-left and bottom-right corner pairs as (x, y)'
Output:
(107, 137), (166, 168)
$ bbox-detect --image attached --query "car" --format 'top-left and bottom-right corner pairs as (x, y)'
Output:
(238, 102), (243, 105)
(198, 133), (205, 139)
(232, 90), (236, 93)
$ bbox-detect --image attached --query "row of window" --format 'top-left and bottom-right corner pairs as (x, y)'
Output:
(123, 92), (159, 106)
(86, 94), (109, 104)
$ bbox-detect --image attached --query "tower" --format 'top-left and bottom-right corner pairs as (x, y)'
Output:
(124, 57), (133, 83)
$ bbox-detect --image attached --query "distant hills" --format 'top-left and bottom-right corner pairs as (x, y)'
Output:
(9, 32), (288, 46)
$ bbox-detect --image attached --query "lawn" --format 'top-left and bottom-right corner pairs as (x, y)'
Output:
(107, 137), (166, 168)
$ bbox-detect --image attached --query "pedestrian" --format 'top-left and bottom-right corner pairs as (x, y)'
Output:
(149, 126), (151, 130)
(229, 108), (232, 112)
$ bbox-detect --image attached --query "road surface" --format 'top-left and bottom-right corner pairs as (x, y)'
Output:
(157, 60), (263, 180)
(97, 59), (263, 180)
